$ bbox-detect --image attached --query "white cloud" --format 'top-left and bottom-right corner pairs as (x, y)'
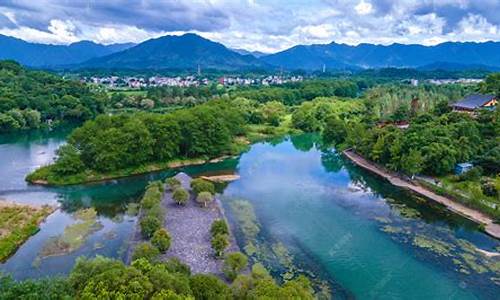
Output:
(0, 0), (499, 52)
(355, 1), (373, 15)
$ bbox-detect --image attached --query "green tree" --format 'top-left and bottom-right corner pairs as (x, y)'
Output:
(223, 252), (248, 281)
(196, 191), (214, 207)
(190, 178), (215, 195)
(211, 234), (229, 257)
(189, 274), (231, 300)
(132, 242), (160, 263)
(172, 188), (189, 205)
(151, 228), (171, 253)
(52, 144), (85, 175)
(165, 177), (181, 190)
(140, 215), (161, 238)
(401, 149), (424, 179)
(210, 219), (229, 237)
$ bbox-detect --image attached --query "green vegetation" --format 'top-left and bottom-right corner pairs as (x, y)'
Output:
(0, 256), (314, 299)
(196, 191), (214, 207)
(0, 203), (54, 262)
(27, 99), (246, 185)
(211, 233), (229, 257)
(211, 219), (229, 237)
(0, 60), (107, 133)
(165, 177), (181, 190)
(223, 252), (248, 281)
(39, 208), (102, 258)
(139, 182), (165, 238)
(191, 178), (215, 196)
(323, 75), (499, 218)
(172, 188), (189, 205)
(132, 242), (160, 263)
(151, 228), (171, 253)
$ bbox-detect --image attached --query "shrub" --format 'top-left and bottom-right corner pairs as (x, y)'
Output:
(132, 242), (160, 263)
(172, 188), (189, 205)
(223, 252), (248, 281)
(190, 178), (215, 196)
(211, 234), (229, 257)
(165, 177), (181, 190)
(140, 215), (161, 238)
(151, 228), (171, 253)
(196, 191), (213, 207)
(141, 186), (162, 210)
(162, 258), (191, 276)
(210, 219), (229, 237)
(147, 203), (165, 221)
(190, 274), (230, 300)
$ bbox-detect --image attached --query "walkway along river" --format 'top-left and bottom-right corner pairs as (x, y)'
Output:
(343, 149), (500, 240)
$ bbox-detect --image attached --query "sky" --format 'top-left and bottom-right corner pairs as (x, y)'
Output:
(0, 0), (499, 53)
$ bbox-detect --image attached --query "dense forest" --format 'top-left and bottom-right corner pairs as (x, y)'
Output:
(0, 256), (314, 299)
(0, 61), (107, 132)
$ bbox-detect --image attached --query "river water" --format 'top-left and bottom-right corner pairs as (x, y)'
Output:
(0, 130), (498, 299)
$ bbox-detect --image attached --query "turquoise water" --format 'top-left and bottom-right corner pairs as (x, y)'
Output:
(0, 130), (499, 299)
(221, 135), (500, 299)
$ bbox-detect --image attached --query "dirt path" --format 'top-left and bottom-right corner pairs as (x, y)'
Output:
(343, 149), (500, 240)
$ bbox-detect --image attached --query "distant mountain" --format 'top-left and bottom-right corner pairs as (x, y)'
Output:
(231, 48), (268, 58)
(262, 41), (500, 71)
(79, 33), (269, 70)
(0, 34), (134, 67)
(417, 61), (500, 71)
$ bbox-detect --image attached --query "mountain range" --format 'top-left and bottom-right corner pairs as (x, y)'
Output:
(0, 34), (134, 67)
(1, 33), (499, 71)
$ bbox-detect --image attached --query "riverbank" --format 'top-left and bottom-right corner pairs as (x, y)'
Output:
(343, 149), (500, 240)
(127, 173), (239, 275)
(26, 155), (237, 186)
(0, 200), (56, 262)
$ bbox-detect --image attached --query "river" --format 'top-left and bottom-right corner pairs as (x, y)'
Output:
(0, 130), (498, 299)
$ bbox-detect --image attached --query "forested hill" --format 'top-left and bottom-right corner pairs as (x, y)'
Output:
(79, 33), (268, 70)
(0, 34), (134, 67)
(262, 41), (500, 71)
(0, 60), (107, 133)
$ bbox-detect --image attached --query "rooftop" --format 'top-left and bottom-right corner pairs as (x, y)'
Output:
(452, 94), (496, 109)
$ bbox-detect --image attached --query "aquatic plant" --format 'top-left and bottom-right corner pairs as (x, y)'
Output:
(412, 235), (454, 256)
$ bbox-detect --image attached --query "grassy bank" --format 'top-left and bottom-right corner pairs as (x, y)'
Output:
(0, 202), (55, 262)
(417, 178), (500, 222)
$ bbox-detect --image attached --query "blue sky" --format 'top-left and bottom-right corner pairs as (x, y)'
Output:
(0, 0), (499, 52)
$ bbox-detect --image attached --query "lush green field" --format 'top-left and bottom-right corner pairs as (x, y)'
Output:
(0, 202), (54, 261)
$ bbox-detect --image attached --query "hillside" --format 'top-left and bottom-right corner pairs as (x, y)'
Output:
(79, 33), (269, 70)
(0, 34), (134, 67)
(0, 60), (107, 132)
(262, 41), (500, 71)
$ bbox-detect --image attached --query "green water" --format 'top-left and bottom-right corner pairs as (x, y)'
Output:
(221, 134), (500, 299)
(0, 130), (498, 299)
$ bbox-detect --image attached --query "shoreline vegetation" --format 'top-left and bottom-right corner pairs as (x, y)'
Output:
(0, 200), (56, 262)
(343, 149), (500, 239)
(26, 100), (301, 186)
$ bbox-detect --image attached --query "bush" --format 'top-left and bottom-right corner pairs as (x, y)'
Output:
(196, 191), (213, 207)
(190, 178), (215, 196)
(162, 258), (191, 276)
(132, 242), (160, 263)
(141, 186), (162, 210)
(172, 188), (189, 205)
(211, 234), (229, 257)
(140, 215), (161, 238)
(190, 274), (231, 300)
(151, 228), (171, 253)
(147, 203), (165, 221)
(223, 252), (248, 281)
(210, 219), (229, 237)
(165, 177), (181, 190)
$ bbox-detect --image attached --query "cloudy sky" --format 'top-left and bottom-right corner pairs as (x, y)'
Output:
(0, 0), (499, 53)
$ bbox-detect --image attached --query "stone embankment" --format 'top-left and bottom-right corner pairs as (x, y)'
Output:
(343, 149), (500, 240)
